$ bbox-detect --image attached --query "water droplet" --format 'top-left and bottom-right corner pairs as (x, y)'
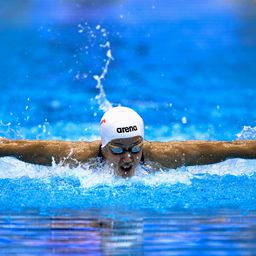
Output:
(182, 117), (187, 124)
(51, 100), (60, 109)
(106, 49), (112, 59)
(93, 75), (100, 81)
(75, 72), (80, 80)
(78, 24), (84, 33)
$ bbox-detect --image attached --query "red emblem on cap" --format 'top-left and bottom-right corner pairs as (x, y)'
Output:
(100, 119), (106, 125)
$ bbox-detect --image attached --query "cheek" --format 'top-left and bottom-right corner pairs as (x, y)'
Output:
(134, 152), (142, 163)
(105, 153), (120, 166)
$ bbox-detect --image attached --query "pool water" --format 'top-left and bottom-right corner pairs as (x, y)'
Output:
(0, 0), (256, 255)
(1, 209), (256, 255)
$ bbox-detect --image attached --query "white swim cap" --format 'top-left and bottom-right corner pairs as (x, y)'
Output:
(100, 106), (144, 147)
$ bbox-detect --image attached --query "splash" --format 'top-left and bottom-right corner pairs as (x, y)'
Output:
(0, 120), (23, 139)
(77, 23), (113, 112)
(0, 157), (256, 211)
(0, 97), (34, 139)
(236, 126), (256, 140)
(94, 40), (113, 112)
(0, 157), (256, 186)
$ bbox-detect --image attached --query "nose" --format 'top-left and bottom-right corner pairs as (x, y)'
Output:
(121, 151), (133, 163)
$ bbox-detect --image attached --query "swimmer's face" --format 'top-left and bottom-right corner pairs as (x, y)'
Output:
(102, 136), (143, 178)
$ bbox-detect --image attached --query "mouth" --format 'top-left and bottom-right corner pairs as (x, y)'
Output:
(119, 165), (133, 176)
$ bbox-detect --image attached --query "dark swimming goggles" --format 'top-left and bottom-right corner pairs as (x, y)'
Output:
(108, 142), (143, 155)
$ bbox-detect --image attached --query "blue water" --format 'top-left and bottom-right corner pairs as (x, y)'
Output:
(0, 0), (256, 255)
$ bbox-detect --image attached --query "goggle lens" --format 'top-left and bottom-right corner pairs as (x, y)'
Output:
(110, 147), (124, 154)
(131, 145), (141, 153)
(109, 143), (142, 155)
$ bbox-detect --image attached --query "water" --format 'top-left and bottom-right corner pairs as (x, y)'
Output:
(0, 0), (256, 254)
(1, 209), (256, 255)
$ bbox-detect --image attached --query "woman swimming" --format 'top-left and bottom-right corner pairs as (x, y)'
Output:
(0, 106), (255, 177)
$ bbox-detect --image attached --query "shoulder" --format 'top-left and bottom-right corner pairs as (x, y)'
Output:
(72, 140), (101, 158)
(143, 140), (175, 152)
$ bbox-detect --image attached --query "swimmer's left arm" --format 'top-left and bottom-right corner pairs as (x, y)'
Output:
(143, 140), (256, 168)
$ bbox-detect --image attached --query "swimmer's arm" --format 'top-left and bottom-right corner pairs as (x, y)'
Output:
(143, 140), (256, 168)
(0, 139), (100, 166)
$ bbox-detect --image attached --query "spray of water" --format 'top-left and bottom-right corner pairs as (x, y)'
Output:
(236, 126), (256, 140)
(93, 40), (113, 112)
(78, 23), (113, 113)
(0, 155), (256, 188)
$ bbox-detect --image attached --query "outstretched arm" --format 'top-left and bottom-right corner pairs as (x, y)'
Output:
(143, 140), (256, 169)
(0, 138), (100, 166)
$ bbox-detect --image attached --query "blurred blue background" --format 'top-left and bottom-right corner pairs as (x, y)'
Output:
(0, 3), (256, 254)
(0, 0), (255, 141)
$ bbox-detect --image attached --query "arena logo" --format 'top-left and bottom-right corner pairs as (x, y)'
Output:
(116, 126), (138, 133)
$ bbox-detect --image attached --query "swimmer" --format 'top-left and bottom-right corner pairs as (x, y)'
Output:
(0, 106), (256, 177)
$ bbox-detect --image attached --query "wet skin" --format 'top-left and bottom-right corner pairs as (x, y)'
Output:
(102, 136), (143, 178)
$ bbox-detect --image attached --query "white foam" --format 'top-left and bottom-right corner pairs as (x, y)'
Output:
(187, 159), (256, 177)
(236, 126), (256, 140)
(0, 157), (255, 189)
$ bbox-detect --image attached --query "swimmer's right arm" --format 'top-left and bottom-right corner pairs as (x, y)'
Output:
(0, 139), (100, 166)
